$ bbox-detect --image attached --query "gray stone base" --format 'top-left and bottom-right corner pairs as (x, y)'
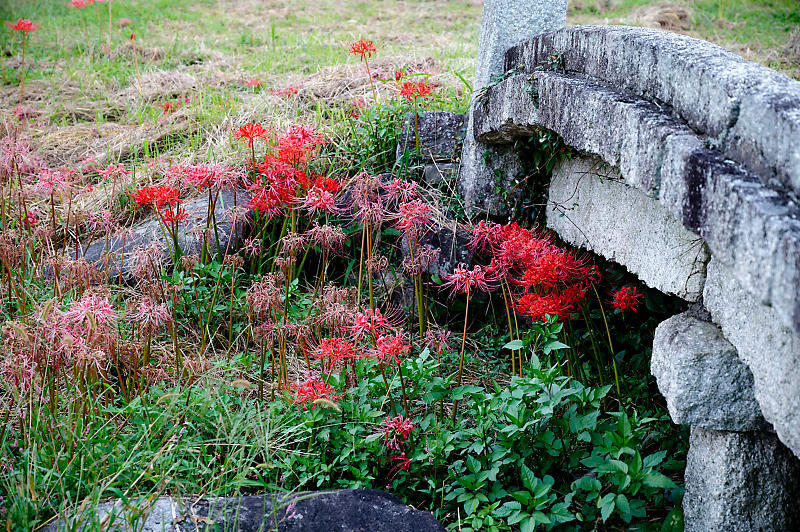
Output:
(652, 312), (768, 431)
(45, 489), (445, 532)
(684, 427), (800, 532)
(546, 155), (708, 301)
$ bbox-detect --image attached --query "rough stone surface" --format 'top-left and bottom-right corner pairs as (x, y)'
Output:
(459, 0), (567, 216)
(704, 259), (800, 458)
(422, 163), (457, 188)
(45, 489), (445, 532)
(652, 312), (768, 431)
(684, 427), (800, 532)
(81, 188), (250, 284)
(401, 223), (473, 278)
(546, 156), (708, 301)
(503, 25), (800, 196)
(396, 111), (466, 163)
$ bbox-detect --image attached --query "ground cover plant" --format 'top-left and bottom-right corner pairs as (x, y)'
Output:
(0, 1), (795, 530)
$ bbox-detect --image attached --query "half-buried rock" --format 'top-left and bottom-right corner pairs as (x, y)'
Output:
(80, 188), (251, 284)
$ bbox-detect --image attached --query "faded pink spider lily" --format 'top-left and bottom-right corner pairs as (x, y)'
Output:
(299, 185), (339, 218)
(377, 415), (415, 451)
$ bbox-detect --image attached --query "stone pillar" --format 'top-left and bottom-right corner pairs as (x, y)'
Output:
(652, 312), (800, 531)
(458, 0), (568, 216)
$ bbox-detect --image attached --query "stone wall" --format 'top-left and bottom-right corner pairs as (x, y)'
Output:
(459, 11), (800, 531)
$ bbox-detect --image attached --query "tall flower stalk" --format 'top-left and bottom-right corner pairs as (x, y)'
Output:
(349, 39), (378, 103)
(5, 18), (41, 104)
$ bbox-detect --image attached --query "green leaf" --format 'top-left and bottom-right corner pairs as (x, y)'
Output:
(598, 493), (616, 522)
(643, 471), (677, 489)
(520, 464), (537, 492)
(503, 339), (524, 350)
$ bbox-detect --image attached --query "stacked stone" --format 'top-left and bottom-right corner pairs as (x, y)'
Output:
(460, 4), (800, 529)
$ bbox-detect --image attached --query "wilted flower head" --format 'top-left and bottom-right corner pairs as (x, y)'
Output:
(307, 223), (345, 253)
(377, 415), (415, 451)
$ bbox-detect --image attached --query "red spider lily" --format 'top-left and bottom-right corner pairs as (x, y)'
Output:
(515, 249), (596, 290)
(469, 220), (501, 251)
(132, 184), (181, 209)
(372, 332), (410, 366)
(299, 186), (338, 217)
(394, 70), (403, 83)
(294, 374), (340, 409)
(514, 284), (587, 322)
(610, 286), (643, 313)
(277, 124), (325, 164)
(68, 1), (89, 8)
(377, 415), (415, 451)
(312, 337), (357, 367)
(160, 206), (189, 226)
(235, 122), (269, 149)
(400, 81), (431, 102)
(270, 86), (299, 97)
(393, 200), (431, 232)
(382, 178), (418, 205)
(5, 19), (40, 33)
(97, 163), (128, 180)
(349, 38), (376, 61)
(249, 158), (305, 217)
(314, 176), (341, 192)
(350, 308), (404, 341)
(441, 264), (491, 296)
(34, 169), (71, 195)
(245, 78), (262, 87)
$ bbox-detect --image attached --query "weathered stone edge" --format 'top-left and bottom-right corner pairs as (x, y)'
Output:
(502, 25), (800, 196)
(474, 72), (800, 335)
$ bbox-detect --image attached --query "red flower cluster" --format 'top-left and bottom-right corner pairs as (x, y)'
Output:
(5, 19), (40, 33)
(312, 337), (357, 368)
(277, 124), (325, 164)
(132, 184), (180, 209)
(270, 86), (300, 97)
(400, 81), (431, 102)
(377, 415), (415, 451)
(294, 374), (340, 409)
(610, 286), (643, 313)
(349, 39), (376, 62)
(245, 79), (262, 88)
(467, 222), (599, 323)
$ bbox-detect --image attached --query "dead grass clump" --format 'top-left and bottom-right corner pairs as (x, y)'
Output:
(633, 4), (693, 32)
(108, 42), (165, 63)
(568, 0), (620, 14)
(113, 69), (198, 105)
(38, 111), (194, 168)
(784, 28), (800, 67)
(285, 55), (444, 105)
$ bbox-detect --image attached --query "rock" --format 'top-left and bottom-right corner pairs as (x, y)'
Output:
(80, 188), (251, 284)
(503, 25), (800, 197)
(401, 223), (473, 278)
(395, 111), (466, 164)
(651, 312), (768, 431)
(704, 259), (800, 458)
(546, 156), (708, 301)
(458, 138), (525, 216)
(683, 427), (800, 532)
(459, 0), (567, 216)
(422, 163), (456, 188)
(45, 489), (445, 532)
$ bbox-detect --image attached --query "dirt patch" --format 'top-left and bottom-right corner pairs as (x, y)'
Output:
(108, 42), (165, 63)
(633, 4), (693, 32)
